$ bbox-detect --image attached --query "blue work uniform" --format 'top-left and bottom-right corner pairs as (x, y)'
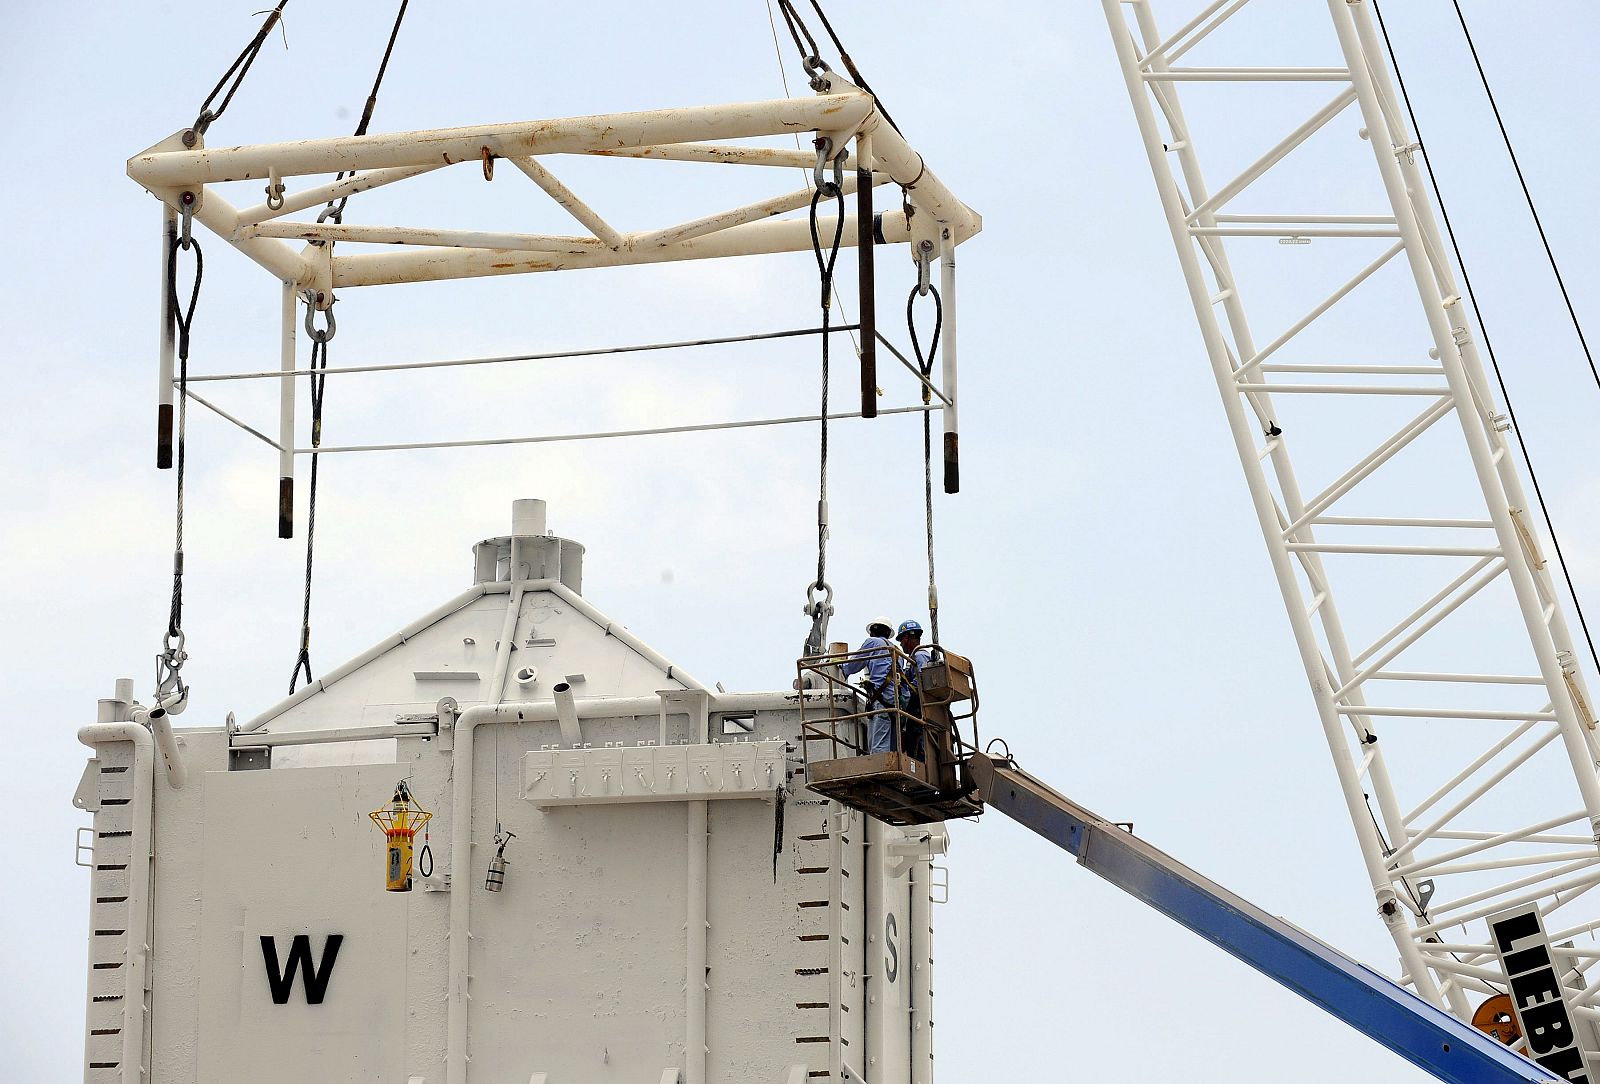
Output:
(898, 647), (934, 757)
(840, 636), (901, 754)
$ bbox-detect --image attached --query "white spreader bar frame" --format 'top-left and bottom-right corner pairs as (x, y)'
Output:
(127, 71), (979, 537)
(1104, 0), (1600, 1038)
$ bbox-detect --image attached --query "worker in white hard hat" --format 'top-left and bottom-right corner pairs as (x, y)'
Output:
(839, 617), (900, 754)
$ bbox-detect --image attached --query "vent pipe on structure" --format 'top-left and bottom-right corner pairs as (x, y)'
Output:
(471, 498), (585, 593)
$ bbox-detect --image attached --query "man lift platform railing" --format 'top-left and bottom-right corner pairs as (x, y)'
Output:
(796, 637), (983, 826)
(796, 648), (1559, 1084)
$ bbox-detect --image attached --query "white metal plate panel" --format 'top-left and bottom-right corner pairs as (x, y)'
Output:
(197, 765), (409, 1083)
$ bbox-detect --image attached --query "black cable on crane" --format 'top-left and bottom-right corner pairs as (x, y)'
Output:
(775, 0), (822, 69)
(1371, 0), (1600, 682)
(907, 282), (942, 646)
(1444, 0), (1600, 398)
(165, 234), (203, 650)
(321, 0), (413, 225)
(291, 0), (412, 692)
(798, 148), (847, 662)
(290, 313), (332, 695)
(189, 2), (289, 140)
(802, 0), (902, 136)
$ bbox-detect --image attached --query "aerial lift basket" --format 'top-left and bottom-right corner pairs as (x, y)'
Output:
(797, 644), (984, 826)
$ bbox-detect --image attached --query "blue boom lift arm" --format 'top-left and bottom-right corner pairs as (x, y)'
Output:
(965, 752), (1556, 1084)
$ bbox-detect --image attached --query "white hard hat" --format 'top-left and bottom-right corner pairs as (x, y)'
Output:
(867, 617), (893, 634)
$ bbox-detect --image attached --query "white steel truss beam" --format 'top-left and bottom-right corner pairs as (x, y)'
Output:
(129, 93), (874, 186)
(131, 74), (979, 533)
(129, 78), (979, 303)
(1104, 0), (1600, 1032)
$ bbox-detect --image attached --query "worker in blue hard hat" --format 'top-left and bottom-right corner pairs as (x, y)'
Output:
(895, 620), (933, 758)
(839, 617), (900, 754)
(896, 620), (930, 664)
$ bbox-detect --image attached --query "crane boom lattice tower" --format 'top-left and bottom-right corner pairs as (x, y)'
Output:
(1103, 0), (1600, 1040)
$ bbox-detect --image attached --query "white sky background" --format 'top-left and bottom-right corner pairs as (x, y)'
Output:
(3, 2), (1599, 1081)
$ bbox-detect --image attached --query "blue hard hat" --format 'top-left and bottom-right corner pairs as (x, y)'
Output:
(896, 620), (924, 638)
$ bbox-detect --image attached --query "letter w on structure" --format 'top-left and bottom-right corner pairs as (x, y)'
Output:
(260, 934), (344, 1004)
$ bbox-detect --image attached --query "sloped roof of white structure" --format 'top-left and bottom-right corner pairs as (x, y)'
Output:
(239, 499), (698, 766)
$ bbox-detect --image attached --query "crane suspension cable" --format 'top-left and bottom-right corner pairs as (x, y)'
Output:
(762, 0), (863, 364)
(294, 0), (406, 687)
(775, 0), (823, 70)
(290, 304), (335, 694)
(801, 0), (901, 136)
(320, 0), (412, 225)
(1370, 0), (1600, 682)
(1442, 0), (1599, 398)
(159, 224), (203, 708)
(907, 270), (942, 646)
(802, 144), (847, 658)
(189, 1), (288, 140)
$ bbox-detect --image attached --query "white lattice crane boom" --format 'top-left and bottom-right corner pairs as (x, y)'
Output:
(1101, 0), (1600, 1048)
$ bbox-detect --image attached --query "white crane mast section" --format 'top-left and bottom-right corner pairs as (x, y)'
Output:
(1103, 0), (1600, 1036)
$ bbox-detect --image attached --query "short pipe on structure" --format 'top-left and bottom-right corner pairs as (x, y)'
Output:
(78, 723), (155, 1084)
(552, 682), (582, 746)
(278, 280), (296, 538)
(856, 132), (877, 420)
(939, 229), (959, 493)
(157, 204), (177, 469)
(133, 694), (189, 789)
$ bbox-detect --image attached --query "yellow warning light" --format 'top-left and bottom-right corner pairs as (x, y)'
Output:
(368, 781), (432, 892)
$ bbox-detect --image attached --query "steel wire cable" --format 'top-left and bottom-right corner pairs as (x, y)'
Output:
(809, 183), (846, 601)
(802, 0), (901, 135)
(191, 2), (289, 137)
(1443, 0), (1598, 397)
(165, 236), (204, 642)
(776, 0), (822, 67)
(289, 330), (330, 695)
(1371, 0), (1600, 682)
(907, 284), (942, 645)
(762, 2), (864, 373)
(321, 0), (412, 225)
(293, 0), (410, 690)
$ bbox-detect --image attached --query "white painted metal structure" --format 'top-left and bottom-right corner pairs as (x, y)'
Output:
(76, 500), (947, 1083)
(127, 74), (978, 501)
(1104, 0), (1600, 1036)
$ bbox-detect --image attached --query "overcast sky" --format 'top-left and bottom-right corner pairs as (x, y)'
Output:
(4, 2), (1599, 1081)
